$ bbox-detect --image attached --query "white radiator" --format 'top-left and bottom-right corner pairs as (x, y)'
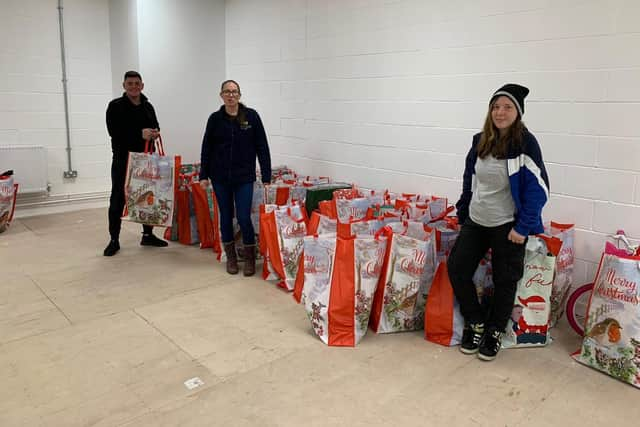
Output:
(0, 145), (48, 194)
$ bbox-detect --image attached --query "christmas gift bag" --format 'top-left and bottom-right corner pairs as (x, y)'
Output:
(191, 184), (216, 249)
(370, 223), (437, 333)
(307, 211), (337, 236)
(424, 262), (465, 346)
(573, 240), (640, 388)
(123, 138), (175, 227)
(177, 185), (199, 245)
(502, 235), (562, 348)
(163, 156), (182, 241)
(0, 171), (18, 234)
(304, 232), (388, 346)
(546, 222), (575, 327)
(261, 205), (307, 290)
(295, 234), (336, 304)
(336, 197), (372, 224)
(259, 205), (280, 280)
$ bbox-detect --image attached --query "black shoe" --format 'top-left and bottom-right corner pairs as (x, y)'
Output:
(460, 322), (484, 354)
(478, 327), (502, 361)
(103, 239), (120, 256)
(140, 233), (168, 247)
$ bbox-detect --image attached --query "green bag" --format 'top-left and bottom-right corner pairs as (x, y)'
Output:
(304, 183), (351, 216)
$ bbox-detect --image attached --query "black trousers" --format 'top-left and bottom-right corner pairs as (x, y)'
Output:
(447, 219), (526, 331)
(108, 158), (152, 240)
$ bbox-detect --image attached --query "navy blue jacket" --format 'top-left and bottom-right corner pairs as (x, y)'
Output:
(455, 130), (550, 236)
(199, 105), (271, 184)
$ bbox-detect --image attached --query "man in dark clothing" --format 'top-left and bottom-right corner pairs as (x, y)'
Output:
(104, 71), (168, 256)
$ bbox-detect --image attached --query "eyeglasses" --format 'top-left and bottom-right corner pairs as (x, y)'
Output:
(221, 90), (240, 96)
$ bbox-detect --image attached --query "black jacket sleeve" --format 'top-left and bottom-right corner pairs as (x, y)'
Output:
(199, 114), (214, 181)
(106, 100), (139, 155)
(455, 135), (479, 224)
(253, 111), (271, 183)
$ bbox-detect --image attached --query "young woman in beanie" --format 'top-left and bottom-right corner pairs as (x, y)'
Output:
(447, 84), (550, 361)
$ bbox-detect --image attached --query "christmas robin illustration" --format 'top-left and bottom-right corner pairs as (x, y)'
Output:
(586, 318), (622, 346)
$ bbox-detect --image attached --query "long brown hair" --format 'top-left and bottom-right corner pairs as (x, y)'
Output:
(477, 98), (525, 159)
(220, 79), (247, 124)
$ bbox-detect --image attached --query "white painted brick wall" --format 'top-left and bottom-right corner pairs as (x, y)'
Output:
(226, 0), (640, 286)
(0, 0), (113, 196)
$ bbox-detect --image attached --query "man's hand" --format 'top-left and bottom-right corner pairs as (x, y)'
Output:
(142, 128), (160, 140)
(199, 179), (210, 190)
(508, 228), (526, 244)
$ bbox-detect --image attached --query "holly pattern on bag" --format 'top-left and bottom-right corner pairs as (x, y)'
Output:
(308, 301), (326, 338)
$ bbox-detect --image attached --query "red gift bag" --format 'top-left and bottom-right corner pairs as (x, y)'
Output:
(424, 262), (465, 346)
(191, 184), (216, 249)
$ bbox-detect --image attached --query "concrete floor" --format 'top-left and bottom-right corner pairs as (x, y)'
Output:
(1, 208), (638, 427)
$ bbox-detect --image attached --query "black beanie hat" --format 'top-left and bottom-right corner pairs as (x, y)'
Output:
(490, 84), (529, 116)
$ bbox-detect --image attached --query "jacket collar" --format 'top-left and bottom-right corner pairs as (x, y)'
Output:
(121, 92), (149, 106)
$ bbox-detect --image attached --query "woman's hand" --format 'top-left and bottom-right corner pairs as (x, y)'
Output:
(199, 179), (209, 190)
(508, 228), (526, 244)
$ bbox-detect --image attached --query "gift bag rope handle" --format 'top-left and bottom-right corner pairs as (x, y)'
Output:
(144, 136), (165, 156)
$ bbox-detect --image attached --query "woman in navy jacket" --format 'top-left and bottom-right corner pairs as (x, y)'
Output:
(447, 84), (550, 361)
(199, 80), (271, 276)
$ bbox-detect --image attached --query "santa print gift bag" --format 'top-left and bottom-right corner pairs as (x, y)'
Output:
(370, 222), (438, 333)
(502, 235), (562, 348)
(573, 243), (640, 388)
(122, 138), (175, 227)
(303, 232), (388, 346)
(545, 222), (575, 327)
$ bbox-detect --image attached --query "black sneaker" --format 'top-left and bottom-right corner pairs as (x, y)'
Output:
(103, 239), (120, 256)
(140, 233), (168, 247)
(460, 322), (484, 354)
(478, 327), (502, 361)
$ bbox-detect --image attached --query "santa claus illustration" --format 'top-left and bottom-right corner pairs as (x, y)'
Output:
(511, 295), (549, 345)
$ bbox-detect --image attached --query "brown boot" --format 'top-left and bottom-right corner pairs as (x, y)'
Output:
(223, 241), (239, 275)
(243, 244), (256, 277)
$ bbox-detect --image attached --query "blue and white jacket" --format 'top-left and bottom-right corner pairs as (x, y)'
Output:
(455, 130), (550, 236)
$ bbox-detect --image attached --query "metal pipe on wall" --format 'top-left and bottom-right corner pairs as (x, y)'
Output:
(57, 0), (78, 179)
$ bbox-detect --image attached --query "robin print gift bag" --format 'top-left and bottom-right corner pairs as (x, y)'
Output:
(123, 139), (175, 227)
(573, 243), (640, 388)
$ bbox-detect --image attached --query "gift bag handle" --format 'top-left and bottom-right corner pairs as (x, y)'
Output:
(144, 136), (165, 156)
